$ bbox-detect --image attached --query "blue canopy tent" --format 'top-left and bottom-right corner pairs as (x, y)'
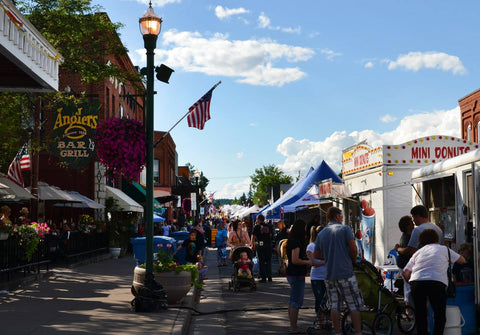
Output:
(153, 212), (166, 222)
(255, 168), (314, 220)
(262, 161), (342, 220)
(252, 204), (271, 221)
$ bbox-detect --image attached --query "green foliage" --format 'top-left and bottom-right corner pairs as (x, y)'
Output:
(15, 0), (139, 85)
(0, 0), (144, 172)
(185, 163), (210, 193)
(140, 244), (202, 288)
(0, 93), (33, 172)
(250, 165), (292, 206)
(17, 225), (40, 260)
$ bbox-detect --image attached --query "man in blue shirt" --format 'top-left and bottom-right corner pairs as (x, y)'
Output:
(215, 221), (228, 266)
(315, 206), (363, 335)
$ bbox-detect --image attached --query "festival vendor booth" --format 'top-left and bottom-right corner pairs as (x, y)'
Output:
(257, 161), (342, 224)
(411, 146), (480, 335)
(341, 136), (479, 266)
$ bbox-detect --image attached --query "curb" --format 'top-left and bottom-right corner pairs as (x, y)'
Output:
(173, 247), (208, 335)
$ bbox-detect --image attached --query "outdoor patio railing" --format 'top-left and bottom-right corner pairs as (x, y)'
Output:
(0, 231), (108, 283)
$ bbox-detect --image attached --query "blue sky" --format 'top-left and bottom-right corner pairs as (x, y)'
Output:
(94, 0), (479, 199)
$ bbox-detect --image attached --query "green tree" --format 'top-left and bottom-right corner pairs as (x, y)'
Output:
(1, 0), (143, 172)
(15, 0), (137, 84)
(185, 163), (210, 193)
(0, 94), (33, 171)
(250, 165), (292, 206)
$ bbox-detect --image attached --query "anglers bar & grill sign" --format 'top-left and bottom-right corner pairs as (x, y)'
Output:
(52, 101), (99, 168)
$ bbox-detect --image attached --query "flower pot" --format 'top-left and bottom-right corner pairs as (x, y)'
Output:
(133, 266), (192, 304)
(109, 247), (121, 259)
(0, 232), (8, 240)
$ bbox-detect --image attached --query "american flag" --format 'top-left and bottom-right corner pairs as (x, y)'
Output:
(208, 193), (215, 203)
(187, 88), (214, 130)
(7, 144), (30, 187)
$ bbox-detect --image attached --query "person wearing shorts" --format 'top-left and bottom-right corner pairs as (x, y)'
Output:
(315, 206), (363, 335)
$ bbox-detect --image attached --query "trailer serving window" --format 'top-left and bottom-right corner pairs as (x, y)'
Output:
(423, 176), (456, 241)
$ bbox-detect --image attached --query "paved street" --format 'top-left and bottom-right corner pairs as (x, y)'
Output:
(190, 248), (415, 335)
(0, 255), (193, 335)
(0, 247), (414, 335)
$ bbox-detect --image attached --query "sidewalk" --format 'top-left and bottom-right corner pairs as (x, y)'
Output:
(0, 252), (198, 335)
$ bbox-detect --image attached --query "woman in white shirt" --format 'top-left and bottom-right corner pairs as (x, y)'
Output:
(306, 225), (328, 330)
(403, 229), (465, 335)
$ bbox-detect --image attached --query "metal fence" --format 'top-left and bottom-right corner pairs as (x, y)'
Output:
(0, 231), (108, 283)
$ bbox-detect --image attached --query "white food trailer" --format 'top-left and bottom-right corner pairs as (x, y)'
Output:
(342, 136), (479, 267)
(411, 148), (480, 334)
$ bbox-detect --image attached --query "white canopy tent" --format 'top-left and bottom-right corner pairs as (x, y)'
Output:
(238, 205), (261, 218)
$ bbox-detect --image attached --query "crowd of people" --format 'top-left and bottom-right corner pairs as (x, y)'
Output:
(164, 202), (473, 335)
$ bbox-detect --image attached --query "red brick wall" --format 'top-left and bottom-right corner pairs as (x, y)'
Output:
(459, 88), (480, 142)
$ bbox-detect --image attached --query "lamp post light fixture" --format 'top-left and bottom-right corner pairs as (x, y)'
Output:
(139, 1), (162, 285)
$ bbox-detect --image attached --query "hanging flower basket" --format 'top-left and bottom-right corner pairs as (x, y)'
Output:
(95, 117), (146, 182)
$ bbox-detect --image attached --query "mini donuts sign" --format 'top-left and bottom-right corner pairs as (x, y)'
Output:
(383, 135), (478, 165)
(342, 136), (479, 175)
(51, 101), (99, 169)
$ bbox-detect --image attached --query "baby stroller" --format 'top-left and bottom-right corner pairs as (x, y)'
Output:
(228, 246), (256, 292)
(341, 259), (415, 335)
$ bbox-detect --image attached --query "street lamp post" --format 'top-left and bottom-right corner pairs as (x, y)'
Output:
(139, 2), (162, 285)
(194, 170), (200, 223)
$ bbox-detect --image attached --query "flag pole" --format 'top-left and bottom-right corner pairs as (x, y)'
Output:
(154, 81), (221, 148)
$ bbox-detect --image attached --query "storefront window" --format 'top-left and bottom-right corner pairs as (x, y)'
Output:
(154, 159), (159, 184)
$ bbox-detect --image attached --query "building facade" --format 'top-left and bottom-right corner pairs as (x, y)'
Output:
(459, 88), (480, 142)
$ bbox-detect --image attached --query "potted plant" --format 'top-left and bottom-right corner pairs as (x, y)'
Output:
(0, 217), (13, 240)
(78, 214), (95, 234)
(17, 222), (49, 260)
(132, 243), (201, 304)
(108, 229), (121, 259)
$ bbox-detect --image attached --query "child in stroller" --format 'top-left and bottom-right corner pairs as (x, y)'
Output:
(237, 251), (253, 278)
(228, 246), (256, 292)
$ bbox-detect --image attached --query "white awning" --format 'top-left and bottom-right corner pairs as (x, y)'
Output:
(106, 186), (144, 212)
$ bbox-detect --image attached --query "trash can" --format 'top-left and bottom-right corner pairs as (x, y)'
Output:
(170, 231), (190, 264)
(130, 236), (177, 266)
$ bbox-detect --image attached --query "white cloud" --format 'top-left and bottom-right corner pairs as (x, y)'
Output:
(135, 29), (314, 86)
(215, 6), (249, 19)
(277, 107), (460, 175)
(258, 12), (270, 28)
(320, 48), (342, 61)
(249, 123), (257, 127)
(364, 61), (374, 68)
(216, 178), (251, 199)
(387, 51), (466, 75)
(213, 107), (461, 199)
(380, 114), (397, 123)
(236, 152), (244, 159)
(257, 13), (301, 34)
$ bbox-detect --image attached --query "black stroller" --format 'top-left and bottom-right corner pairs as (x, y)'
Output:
(228, 246), (256, 292)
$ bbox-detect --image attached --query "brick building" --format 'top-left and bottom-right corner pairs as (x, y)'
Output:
(459, 88), (480, 142)
(36, 13), (177, 223)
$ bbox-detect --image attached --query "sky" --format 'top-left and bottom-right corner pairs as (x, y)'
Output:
(93, 0), (480, 199)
